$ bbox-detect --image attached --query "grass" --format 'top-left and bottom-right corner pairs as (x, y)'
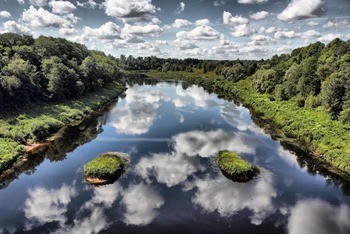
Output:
(146, 69), (350, 175)
(216, 150), (259, 181)
(0, 81), (126, 173)
(84, 152), (129, 181)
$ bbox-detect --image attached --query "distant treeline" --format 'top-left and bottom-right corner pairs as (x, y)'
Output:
(0, 33), (120, 109)
(120, 38), (350, 122)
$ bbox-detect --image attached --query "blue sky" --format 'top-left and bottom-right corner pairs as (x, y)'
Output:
(0, 0), (349, 59)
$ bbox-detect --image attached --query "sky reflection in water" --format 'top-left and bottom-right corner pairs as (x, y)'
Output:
(0, 82), (349, 234)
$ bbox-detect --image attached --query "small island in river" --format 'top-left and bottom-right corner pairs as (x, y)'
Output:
(216, 150), (260, 182)
(84, 152), (130, 185)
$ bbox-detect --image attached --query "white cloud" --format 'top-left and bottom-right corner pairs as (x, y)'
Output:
(238, 0), (268, 4)
(306, 20), (319, 26)
(24, 185), (77, 228)
(322, 19), (350, 29)
(49, 0), (77, 14)
(274, 30), (296, 39)
(299, 30), (321, 39)
(213, 1), (225, 7)
(30, 0), (48, 7)
(318, 33), (350, 42)
(3, 21), (31, 35)
(122, 183), (164, 225)
(265, 26), (276, 33)
(250, 11), (269, 20)
(223, 11), (250, 37)
(22, 6), (73, 29)
(122, 23), (163, 36)
(175, 2), (186, 14)
(0, 11), (12, 18)
(188, 172), (276, 225)
(17, 0), (25, 4)
(288, 199), (350, 234)
(176, 26), (220, 41)
(195, 18), (211, 26)
(171, 19), (192, 28)
(77, 21), (122, 41)
(77, 0), (99, 9)
(277, 0), (324, 21)
(103, 0), (156, 21)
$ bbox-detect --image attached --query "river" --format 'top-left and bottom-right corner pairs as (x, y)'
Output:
(0, 81), (349, 234)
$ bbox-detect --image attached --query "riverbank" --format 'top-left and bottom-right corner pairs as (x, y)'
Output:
(146, 70), (350, 177)
(0, 81), (126, 174)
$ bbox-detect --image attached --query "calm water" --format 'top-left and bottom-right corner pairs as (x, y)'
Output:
(0, 82), (349, 234)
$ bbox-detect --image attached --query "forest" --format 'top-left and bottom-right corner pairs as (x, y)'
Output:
(0, 33), (120, 109)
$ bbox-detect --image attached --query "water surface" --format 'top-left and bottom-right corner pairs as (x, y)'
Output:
(0, 82), (349, 234)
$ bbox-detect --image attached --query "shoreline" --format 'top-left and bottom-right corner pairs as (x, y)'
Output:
(146, 70), (350, 179)
(0, 81), (126, 175)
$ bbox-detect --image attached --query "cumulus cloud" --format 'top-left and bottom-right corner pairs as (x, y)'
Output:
(2, 21), (31, 35)
(318, 33), (350, 42)
(21, 6), (73, 29)
(238, 0), (268, 4)
(188, 172), (276, 225)
(299, 30), (321, 39)
(277, 0), (325, 21)
(274, 30), (296, 39)
(176, 26), (220, 41)
(322, 19), (350, 29)
(171, 19), (192, 28)
(195, 18), (211, 26)
(0, 11), (12, 18)
(30, 0), (48, 7)
(288, 199), (350, 234)
(174, 2), (186, 14)
(49, 0), (77, 14)
(122, 23), (163, 36)
(102, 0), (157, 21)
(223, 11), (250, 37)
(122, 183), (164, 225)
(250, 11), (269, 20)
(77, 0), (99, 9)
(80, 21), (122, 40)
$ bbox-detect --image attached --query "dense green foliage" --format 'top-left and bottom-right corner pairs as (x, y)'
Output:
(0, 81), (125, 173)
(84, 152), (129, 181)
(0, 138), (24, 172)
(216, 150), (259, 181)
(0, 33), (120, 109)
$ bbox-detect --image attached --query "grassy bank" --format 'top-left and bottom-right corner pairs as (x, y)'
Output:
(147, 70), (350, 175)
(0, 81), (126, 173)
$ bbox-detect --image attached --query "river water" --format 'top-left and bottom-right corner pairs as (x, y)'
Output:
(0, 82), (349, 234)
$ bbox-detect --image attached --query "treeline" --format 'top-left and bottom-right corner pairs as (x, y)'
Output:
(221, 38), (350, 122)
(0, 33), (120, 109)
(118, 54), (257, 74)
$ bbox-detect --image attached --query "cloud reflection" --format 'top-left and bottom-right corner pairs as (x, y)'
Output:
(122, 183), (164, 225)
(24, 184), (77, 229)
(187, 171), (276, 225)
(288, 199), (350, 234)
(109, 85), (164, 135)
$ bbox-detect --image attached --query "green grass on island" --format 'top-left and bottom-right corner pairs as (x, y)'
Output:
(0, 82), (126, 174)
(216, 150), (259, 182)
(84, 152), (129, 183)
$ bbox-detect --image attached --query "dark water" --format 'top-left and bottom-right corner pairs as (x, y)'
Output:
(0, 82), (349, 234)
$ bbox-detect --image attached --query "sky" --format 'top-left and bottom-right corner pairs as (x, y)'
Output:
(0, 0), (349, 60)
